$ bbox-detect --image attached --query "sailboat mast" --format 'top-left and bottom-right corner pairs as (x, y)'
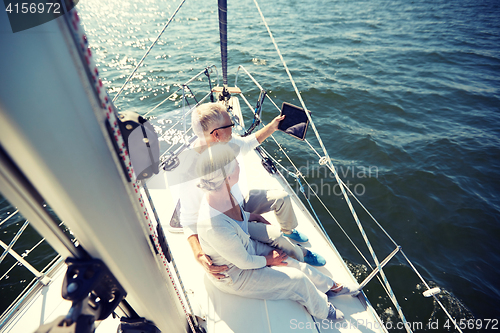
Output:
(218, 0), (228, 86)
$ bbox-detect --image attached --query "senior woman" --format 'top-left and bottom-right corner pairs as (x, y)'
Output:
(195, 143), (354, 321)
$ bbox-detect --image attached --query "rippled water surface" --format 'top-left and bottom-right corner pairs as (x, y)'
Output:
(1, 0), (499, 329)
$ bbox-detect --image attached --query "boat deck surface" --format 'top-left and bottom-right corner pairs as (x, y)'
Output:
(0, 141), (385, 333)
(145, 126), (385, 332)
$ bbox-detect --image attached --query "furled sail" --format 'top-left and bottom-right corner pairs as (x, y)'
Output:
(218, 0), (228, 86)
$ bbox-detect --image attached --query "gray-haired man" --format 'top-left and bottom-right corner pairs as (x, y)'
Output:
(179, 102), (325, 278)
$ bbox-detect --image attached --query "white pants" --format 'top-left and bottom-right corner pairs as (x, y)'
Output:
(212, 241), (334, 319)
(243, 189), (298, 232)
(244, 189), (304, 261)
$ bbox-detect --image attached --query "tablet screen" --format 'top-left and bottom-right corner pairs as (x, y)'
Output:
(278, 102), (310, 140)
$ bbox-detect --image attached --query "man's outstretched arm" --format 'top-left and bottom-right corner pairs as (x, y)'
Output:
(254, 115), (285, 143)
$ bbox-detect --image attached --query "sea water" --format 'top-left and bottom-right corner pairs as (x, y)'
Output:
(1, 0), (499, 330)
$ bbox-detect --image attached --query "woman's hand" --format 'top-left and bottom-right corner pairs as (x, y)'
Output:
(197, 253), (228, 279)
(265, 249), (288, 266)
(249, 213), (271, 225)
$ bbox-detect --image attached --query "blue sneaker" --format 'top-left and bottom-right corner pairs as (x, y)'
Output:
(327, 303), (344, 321)
(283, 229), (308, 242)
(304, 250), (326, 266)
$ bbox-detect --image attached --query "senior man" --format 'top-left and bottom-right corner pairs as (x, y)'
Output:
(179, 102), (325, 278)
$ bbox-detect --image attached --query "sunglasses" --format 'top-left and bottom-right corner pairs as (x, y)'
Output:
(210, 122), (235, 134)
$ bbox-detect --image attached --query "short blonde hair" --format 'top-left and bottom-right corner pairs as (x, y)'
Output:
(191, 103), (226, 138)
(196, 143), (239, 191)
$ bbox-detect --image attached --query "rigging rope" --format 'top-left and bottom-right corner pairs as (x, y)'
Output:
(239, 91), (394, 295)
(249, 97), (462, 331)
(252, 1), (411, 330)
(144, 66), (217, 118)
(0, 209), (19, 227)
(0, 220), (29, 264)
(238, 69), (410, 290)
(303, 139), (402, 245)
(0, 221), (64, 282)
(239, 88), (392, 296)
(112, 0), (187, 102)
(275, 127), (463, 332)
(253, 130), (394, 298)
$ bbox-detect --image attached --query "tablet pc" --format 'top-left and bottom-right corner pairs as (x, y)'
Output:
(278, 102), (310, 140)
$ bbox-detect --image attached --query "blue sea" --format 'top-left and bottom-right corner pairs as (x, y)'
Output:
(1, 0), (499, 330)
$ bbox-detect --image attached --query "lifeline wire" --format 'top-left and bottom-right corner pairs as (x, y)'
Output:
(291, 119), (462, 332)
(277, 115), (461, 332)
(144, 65), (218, 118)
(238, 63), (419, 299)
(0, 221), (64, 282)
(254, 135), (393, 299)
(190, 8), (458, 328)
(252, 1), (411, 330)
(237, 92), (385, 283)
(0, 221), (29, 264)
(0, 209), (19, 227)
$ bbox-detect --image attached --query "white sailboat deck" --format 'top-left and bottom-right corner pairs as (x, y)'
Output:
(143, 97), (386, 333)
(0, 140), (384, 333)
(0, 98), (385, 333)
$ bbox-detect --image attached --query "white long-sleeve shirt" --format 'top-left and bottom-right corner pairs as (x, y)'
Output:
(179, 134), (259, 238)
(197, 198), (267, 277)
